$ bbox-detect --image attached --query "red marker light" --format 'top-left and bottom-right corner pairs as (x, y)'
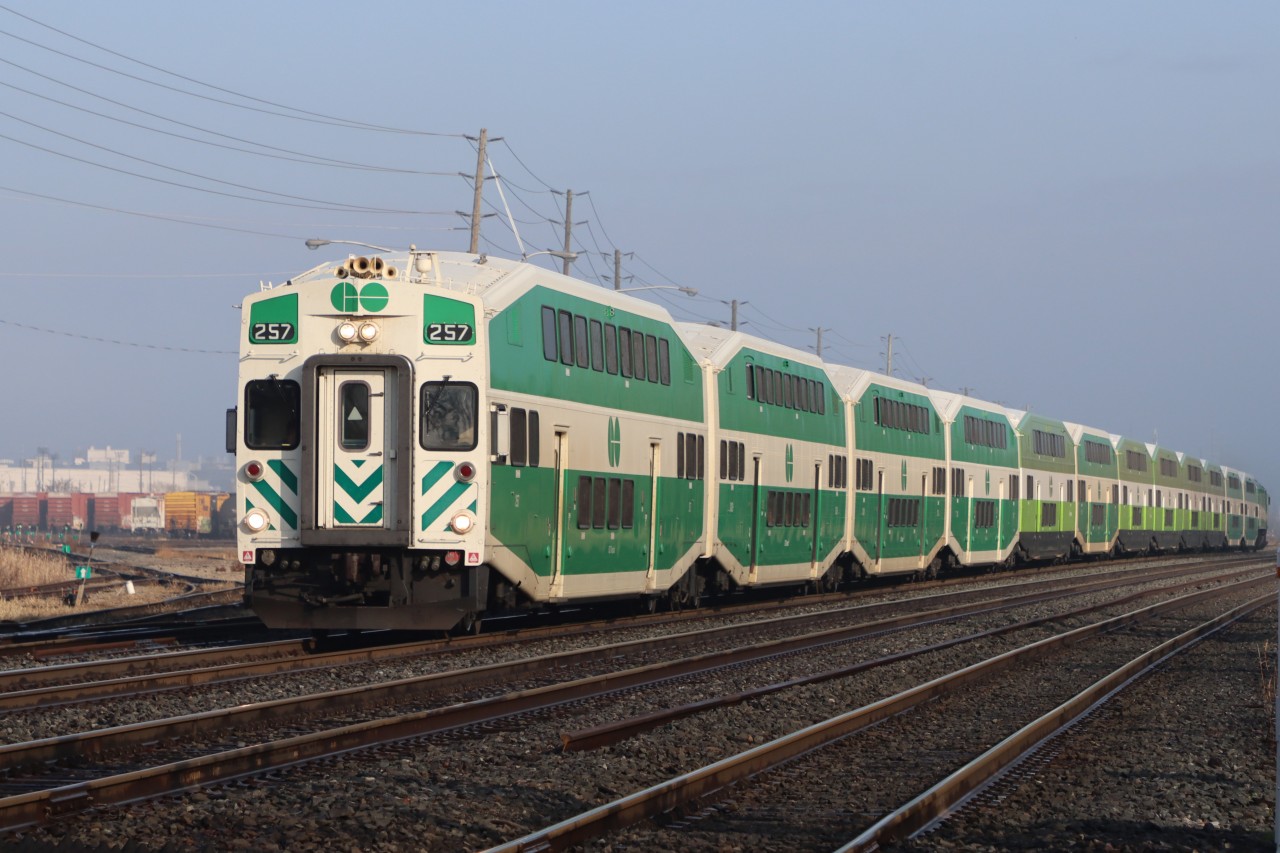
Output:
(245, 461), (264, 481)
(456, 462), (476, 482)
(444, 551), (461, 566)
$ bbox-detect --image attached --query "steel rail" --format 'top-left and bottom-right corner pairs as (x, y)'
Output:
(836, 591), (1274, 851)
(0, 568), (1264, 833)
(557, 564), (1265, 752)
(1, 558), (1256, 709)
(481, 574), (1270, 852)
(2, 563), (1172, 769)
(3, 558), (1245, 714)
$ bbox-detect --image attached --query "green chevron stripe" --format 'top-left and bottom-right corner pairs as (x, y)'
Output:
(421, 461), (452, 495)
(334, 464), (383, 503)
(267, 459), (297, 495)
(422, 482), (471, 531)
(250, 479), (297, 529)
(334, 503), (384, 525)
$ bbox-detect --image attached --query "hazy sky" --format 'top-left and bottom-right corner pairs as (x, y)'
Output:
(0, 2), (1275, 519)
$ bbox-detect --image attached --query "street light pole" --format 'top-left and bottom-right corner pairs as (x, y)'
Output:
(305, 239), (395, 253)
(523, 250), (579, 266)
(615, 286), (698, 297)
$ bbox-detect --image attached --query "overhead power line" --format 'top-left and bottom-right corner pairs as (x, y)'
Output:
(0, 74), (458, 175)
(0, 270), (295, 278)
(0, 129), (451, 215)
(0, 184), (303, 240)
(0, 318), (234, 354)
(0, 110), (454, 213)
(0, 8), (467, 136)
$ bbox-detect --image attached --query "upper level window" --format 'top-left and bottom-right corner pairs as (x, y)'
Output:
(1084, 440), (1111, 465)
(245, 378), (300, 450)
(1032, 429), (1066, 458)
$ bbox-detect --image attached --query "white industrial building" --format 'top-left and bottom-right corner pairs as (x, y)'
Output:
(0, 447), (215, 494)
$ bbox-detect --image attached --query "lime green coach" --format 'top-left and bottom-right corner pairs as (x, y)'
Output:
(1010, 412), (1076, 559)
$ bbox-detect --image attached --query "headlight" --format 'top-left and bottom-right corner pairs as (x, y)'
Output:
(337, 322), (357, 343)
(243, 509), (269, 533)
(449, 512), (475, 534)
(358, 322), (379, 342)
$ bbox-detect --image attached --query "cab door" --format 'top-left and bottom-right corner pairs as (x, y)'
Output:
(317, 367), (394, 529)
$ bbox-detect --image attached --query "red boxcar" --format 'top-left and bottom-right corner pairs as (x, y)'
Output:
(0, 496), (12, 528)
(12, 494), (45, 529)
(72, 493), (94, 530)
(94, 494), (122, 530)
(45, 494), (74, 530)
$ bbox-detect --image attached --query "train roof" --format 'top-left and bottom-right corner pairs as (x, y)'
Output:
(1063, 421), (1113, 444)
(674, 322), (825, 371)
(929, 390), (1011, 422)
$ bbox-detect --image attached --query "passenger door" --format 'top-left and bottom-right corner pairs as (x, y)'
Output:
(316, 367), (393, 529)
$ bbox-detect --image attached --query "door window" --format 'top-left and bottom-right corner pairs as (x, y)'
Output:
(339, 382), (370, 450)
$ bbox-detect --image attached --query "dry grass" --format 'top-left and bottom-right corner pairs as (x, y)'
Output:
(0, 548), (71, 588)
(1, 545), (239, 621)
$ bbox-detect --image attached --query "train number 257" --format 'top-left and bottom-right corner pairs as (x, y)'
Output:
(251, 322), (295, 342)
(426, 323), (474, 343)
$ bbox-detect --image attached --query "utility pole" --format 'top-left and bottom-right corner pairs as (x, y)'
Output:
(613, 249), (627, 291)
(601, 250), (634, 290)
(562, 189), (573, 275)
(883, 333), (894, 376)
(469, 128), (488, 254)
(560, 189), (587, 275)
(810, 327), (831, 358)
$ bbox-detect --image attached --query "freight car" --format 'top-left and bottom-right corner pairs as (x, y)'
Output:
(229, 251), (1269, 632)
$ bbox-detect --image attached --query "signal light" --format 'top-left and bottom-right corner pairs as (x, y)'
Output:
(455, 461), (476, 482)
(245, 461), (265, 481)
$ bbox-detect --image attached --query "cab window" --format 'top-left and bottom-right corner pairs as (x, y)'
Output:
(420, 382), (478, 451)
(244, 379), (300, 450)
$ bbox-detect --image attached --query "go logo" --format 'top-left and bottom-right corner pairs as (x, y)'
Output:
(330, 282), (389, 313)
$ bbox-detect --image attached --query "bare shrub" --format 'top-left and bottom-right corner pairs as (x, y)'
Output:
(1259, 640), (1277, 750)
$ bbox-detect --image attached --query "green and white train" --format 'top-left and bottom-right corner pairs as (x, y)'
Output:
(230, 251), (1270, 631)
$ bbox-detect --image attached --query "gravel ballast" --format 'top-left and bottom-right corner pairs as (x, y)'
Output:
(8, 567), (1276, 852)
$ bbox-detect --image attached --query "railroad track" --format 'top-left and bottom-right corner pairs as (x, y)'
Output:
(0, 556), (1258, 708)
(486, 572), (1270, 851)
(0, 555), (1267, 838)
